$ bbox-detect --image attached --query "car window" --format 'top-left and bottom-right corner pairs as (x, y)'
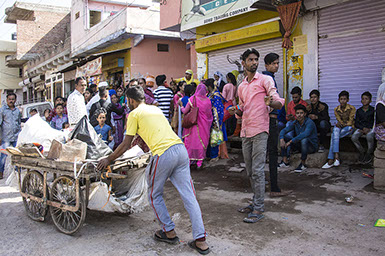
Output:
(26, 103), (53, 118)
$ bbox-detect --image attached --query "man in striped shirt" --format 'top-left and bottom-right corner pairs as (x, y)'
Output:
(154, 75), (174, 120)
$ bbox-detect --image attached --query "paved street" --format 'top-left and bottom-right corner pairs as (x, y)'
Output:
(1, 154), (385, 256)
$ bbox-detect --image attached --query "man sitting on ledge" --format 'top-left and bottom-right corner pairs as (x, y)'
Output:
(279, 104), (319, 173)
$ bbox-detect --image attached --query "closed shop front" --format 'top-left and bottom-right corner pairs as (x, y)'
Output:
(208, 37), (284, 94)
(318, 0), (385, 124)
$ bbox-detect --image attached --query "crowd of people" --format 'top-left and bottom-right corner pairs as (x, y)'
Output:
(2, 46), (385, 254)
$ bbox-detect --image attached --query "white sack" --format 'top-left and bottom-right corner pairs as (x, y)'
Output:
(17, 115), (66, 152)
(87, 166), (148, 213)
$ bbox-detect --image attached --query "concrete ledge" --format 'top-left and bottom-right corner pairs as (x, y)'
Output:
(289, 151), (359, 168)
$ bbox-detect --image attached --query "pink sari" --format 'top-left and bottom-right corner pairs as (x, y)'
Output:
(182, 84), (213, 164)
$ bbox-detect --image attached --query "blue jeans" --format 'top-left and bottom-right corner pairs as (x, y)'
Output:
(285, 121), (295, 138)
(281, 135), (317, 161)
(0, 141), (17, 173)
(351, 129), (375, 154)
(278, 121), (286, 132)
(328, 126), (353, 159)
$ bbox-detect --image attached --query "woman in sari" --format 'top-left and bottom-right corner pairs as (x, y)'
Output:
(181, 83), (213, 168)
(205, 78), (228, 161)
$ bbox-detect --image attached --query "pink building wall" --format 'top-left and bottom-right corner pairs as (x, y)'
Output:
(131, 38), (192, 81)
(159, 0), (181, 31)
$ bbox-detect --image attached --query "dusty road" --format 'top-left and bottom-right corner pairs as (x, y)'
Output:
(1, 155), (385, 256)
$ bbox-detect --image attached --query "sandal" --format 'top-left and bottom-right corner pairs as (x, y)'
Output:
(237, 204), (253, 213)
(154, 230), (180, 245)
(188, 240), (210, 255)
(243, 212), (264, 223)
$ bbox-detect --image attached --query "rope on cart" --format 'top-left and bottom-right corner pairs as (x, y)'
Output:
(101, 166), (113, 209)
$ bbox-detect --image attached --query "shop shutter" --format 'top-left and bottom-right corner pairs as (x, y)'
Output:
(318, 0), (385, 125)
(208, 38), (284, 95)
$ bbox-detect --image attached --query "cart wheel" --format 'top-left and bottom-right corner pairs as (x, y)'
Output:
(49, 175), (86, 235)
(21, 170), (48, 222)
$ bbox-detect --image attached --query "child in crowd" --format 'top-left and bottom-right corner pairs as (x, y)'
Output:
(50, 104), (68, 130)
(351, 91), (375, 164)
(94, 111), (112, 144)
(322, 90), (356, 169)
(62, 122), (69, 129)
(48, 96), (67, 121)
(42, 109), (51, 123)
(29, 109), (38, 117)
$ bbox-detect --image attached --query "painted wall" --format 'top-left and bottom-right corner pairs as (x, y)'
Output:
(301, 11), (318, 101)
(0, 41), (22, 106)
(159, 0), (181, 31)
(130, 38), (191, 81)
(71, 0), (128, 56)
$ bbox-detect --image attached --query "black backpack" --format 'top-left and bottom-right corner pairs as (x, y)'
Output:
(90, 102), (107, 127)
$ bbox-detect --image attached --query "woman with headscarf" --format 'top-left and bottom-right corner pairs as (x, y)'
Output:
(214, 71), (226, 93)
(205, 78), (228, 161)
(374, 71), (385, 142)
(181, 83), (213, 168)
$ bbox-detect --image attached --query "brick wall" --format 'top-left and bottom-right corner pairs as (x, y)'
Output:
(16, 12), (70, 60)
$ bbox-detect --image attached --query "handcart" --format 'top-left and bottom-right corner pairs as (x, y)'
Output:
(11, 153), (150, 235)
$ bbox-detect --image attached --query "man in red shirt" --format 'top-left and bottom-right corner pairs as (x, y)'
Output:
(286, 86), (308, 122)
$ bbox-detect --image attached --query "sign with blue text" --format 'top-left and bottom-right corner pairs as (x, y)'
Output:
(181, 0), (254, 31)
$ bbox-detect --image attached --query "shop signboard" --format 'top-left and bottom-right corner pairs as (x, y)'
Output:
(181, 0), (254, 31)
(76, 57), (102, 78)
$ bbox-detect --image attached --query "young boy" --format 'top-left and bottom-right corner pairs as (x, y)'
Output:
(279, 104), (318, 172)
(94, 111), (112, 143)
(62, 122), (70, 130)
(50, 104), (68, 130)
(322, 90), (356, 169)
(48, 96), (67, 121)
(29, 109), (38, 117)
(306, 89), (331, 152)
(351, 91), (375, 164)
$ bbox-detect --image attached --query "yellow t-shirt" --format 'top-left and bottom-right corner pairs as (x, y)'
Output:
(126, 104), (182, 156)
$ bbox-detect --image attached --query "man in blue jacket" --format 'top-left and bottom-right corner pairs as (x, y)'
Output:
(279, 104), (318, 172)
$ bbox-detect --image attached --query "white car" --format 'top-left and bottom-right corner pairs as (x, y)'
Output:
(19, 101), (53, 122)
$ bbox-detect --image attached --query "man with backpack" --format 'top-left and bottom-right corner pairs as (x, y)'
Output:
(89, 87), (125, 127)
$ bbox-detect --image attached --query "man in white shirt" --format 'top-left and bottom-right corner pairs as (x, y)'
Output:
(67, 77), (88, 126)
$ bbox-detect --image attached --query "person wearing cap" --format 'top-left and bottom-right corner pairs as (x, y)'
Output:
(86, 81), (111, 115)
(173, 70), (199, 85)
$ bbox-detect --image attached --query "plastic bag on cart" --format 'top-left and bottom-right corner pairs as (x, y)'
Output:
(68, 116), (112, 160)
(17, 115), (66, 152)
(87, 167), (148, 213)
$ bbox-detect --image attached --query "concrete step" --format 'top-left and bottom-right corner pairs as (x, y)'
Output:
(289, 151), (359, 168)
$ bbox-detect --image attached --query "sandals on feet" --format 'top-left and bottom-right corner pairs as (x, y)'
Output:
(243, 212), (264, 223)
(188, 240), (210, 255)
(154, 230), (180, 245)
(238, 205), (253, 213)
